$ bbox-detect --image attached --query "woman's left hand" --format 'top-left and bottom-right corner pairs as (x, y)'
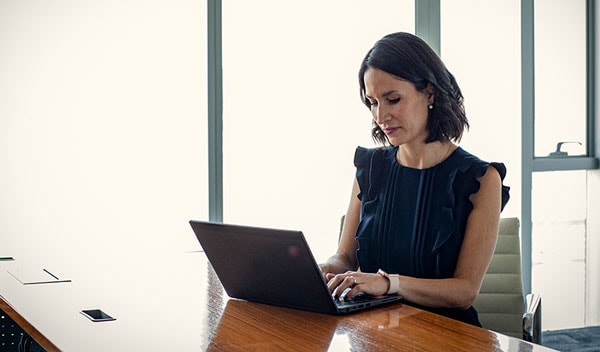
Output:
(324, 271), (390, 299)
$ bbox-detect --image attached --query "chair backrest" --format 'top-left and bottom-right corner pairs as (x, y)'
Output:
(473, 217), (525, 338)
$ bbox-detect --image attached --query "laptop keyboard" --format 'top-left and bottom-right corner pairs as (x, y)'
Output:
(334, 291), (374, 305)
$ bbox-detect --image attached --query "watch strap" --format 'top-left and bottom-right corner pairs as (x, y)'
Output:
(377, 269), (400, 295)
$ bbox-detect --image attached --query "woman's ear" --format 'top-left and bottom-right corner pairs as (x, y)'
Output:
(426, 83), (435, 104)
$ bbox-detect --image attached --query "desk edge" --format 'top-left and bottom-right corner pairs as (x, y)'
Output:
(0, 295), (61, 352)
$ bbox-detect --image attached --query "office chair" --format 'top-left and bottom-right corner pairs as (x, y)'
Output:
(473, 217), (542, 344)
(339, 215), (542, 343)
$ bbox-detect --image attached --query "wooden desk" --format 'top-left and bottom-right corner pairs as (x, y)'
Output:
(0, 252), (556, 351)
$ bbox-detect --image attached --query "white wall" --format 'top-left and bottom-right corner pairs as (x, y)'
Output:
(0, 1), (207, 270)
(587, 170), (600, 326)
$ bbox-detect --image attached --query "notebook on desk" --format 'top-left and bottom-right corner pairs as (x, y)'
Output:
(189, 220), (402, 315)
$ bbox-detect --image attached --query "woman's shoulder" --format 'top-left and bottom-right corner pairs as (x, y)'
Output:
(450, 147), (510, 210)
(451, 147), (507, 180)
(354, 146), (397, 166)
(354, 145), (391, 157)
(354, 145), (395, 167)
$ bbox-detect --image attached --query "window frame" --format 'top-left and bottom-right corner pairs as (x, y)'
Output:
(529, 0), (598, 172)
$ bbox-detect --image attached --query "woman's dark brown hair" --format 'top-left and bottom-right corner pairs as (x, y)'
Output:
(358, 32), (469, 145)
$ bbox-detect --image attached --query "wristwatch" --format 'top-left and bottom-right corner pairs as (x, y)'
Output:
(377, 269), (400, 295)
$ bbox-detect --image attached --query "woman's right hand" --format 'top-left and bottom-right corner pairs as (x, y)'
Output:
(325, 271), (391, 299)
(319, 263), (331, 276)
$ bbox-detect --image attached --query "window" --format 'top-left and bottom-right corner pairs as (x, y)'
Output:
(0, 1), (207, 257)
(531, 0), (598, 171)
(440, 0), (522, 219)
(534, 0), (587, 159)
(221, 0), (414, 260)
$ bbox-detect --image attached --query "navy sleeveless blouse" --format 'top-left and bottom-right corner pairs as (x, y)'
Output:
(354, 146), (510, 326)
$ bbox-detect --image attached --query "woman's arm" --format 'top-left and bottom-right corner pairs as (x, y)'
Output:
(328, 166), (503, 308)
(319, 178), (361, 274)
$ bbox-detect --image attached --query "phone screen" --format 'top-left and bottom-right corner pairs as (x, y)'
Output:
(81, 309), (116, 322)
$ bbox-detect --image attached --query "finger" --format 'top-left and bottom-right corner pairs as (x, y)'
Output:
(329, 274), (353, 297)
(343, 275), (355, 286)
(338, 276), (358, 298)
(340, 281), (362, 300)
(327, 274), (343, 293)
(344, 275), (371, 299)
(344, 287), (364, 300)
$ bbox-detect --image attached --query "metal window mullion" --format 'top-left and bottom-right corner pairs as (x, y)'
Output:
(587, 0), (597, 158)
(208, 0), (223, 222)
(415, 0), (440, 54)
(521, 0), (535, 295)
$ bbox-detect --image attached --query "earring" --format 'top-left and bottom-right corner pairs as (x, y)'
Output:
(428, 104), (433, 110)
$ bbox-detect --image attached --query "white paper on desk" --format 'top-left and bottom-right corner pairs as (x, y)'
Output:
(7, 267), (71, 285)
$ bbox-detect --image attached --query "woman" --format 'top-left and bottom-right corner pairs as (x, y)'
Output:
(319, 32), (510, 326)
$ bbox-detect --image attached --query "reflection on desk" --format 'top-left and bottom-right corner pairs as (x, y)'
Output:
(208, 296), (551, 352)
(0, 251), (556, 351)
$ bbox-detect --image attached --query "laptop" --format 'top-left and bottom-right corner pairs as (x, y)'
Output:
(189, 220), (402, 315)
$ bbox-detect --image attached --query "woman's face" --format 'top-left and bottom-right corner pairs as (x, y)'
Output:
(363, 67), (433, 146)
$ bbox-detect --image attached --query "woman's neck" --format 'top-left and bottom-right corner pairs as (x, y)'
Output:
(396, 142), (456, 169)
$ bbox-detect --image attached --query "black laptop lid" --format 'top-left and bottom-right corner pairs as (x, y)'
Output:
(189, 220), (339, 315)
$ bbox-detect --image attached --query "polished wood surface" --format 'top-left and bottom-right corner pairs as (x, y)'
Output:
(209, 298), (551, 352)
(0, 251), (556, 351)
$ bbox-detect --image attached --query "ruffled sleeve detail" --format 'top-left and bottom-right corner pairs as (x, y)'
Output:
(354, 146), (393, 201)
(466, 160), (510, 211)
(432, 151), (510, 255)
(491, 162), (510, 211)
(353, 146), (371, 201)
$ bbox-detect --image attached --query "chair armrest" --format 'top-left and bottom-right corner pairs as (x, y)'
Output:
(523, 293), (542, 344)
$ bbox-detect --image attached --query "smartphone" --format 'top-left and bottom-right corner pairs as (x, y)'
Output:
(80, 309), (116, 322)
